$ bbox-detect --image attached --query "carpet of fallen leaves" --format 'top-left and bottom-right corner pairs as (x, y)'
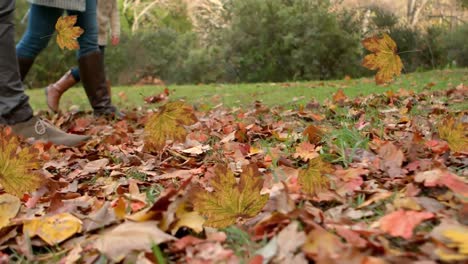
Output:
(0, 83), (467, 264)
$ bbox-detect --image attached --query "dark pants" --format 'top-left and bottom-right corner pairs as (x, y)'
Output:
(0, 0), (33, 125)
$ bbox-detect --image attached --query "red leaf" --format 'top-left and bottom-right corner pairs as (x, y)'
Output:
(379, 210), (434, 239)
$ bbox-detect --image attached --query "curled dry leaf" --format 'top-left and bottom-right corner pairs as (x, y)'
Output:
(55, 15), (84, 50)
(193, 164), (269, 228)
(362, 33), (403, 84)
(0, 194), (21, 230)
(94, 221), (175, 262)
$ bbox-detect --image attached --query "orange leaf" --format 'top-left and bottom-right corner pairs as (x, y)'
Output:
(362, 33), (403, 84)
(379, 210), (434, 239)
(302, 125), (324, 144)
(55, 16), (84, 50)
(332, 88), (347, 104)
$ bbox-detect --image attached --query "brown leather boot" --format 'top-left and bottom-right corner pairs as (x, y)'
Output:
(78, 51), (121, 117)
(17, 57), (35, 81)
(45, 70), (77, 113)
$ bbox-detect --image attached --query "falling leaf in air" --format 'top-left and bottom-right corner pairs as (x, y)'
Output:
(0, 128), (44, 197)
(438, 117), (468, 153)
(193, 164), (269, 228)
(379, 210), (435, 239)
(55, 15), (84, 50)
(144, 101), (198, 152)
(298, 157), (333, 196)
(23, 213), (82, 245)
(362, 33), (403, 84)
(0, 194), (21, 229)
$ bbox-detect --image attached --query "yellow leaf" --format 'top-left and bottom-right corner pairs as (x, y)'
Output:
(55, 15), (84, 50)
(113, 197), (126, 220)
(193, 164), (269, 228)
(443, 228), (468, 255)
(362, 33), (403, 85)
(23, 213), (82, 245)
(0, 194), (21, 229)
(298, 157), (333, 196)
(144, 101), (198, 152)
(0, 128), (44, 197)
(171, 211), (205, 235)
(438, 117), (468, 153)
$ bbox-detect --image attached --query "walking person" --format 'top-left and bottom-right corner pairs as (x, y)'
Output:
(0, 0), (89, 146)
(16, 0), (120, 117)
(46, 0), (121, 113)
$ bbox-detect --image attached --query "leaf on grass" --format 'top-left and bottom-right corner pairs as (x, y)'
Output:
(438, 117), (468, 153)
(0, 194), (21, 229)
(23, 213), (82, 245)
(362, 33), (403, 84)
(379, 210), (434, 239)
(55, 15), (84, 50)
(0, 128), (44, 197)
(293, 142), (319, 161)
(302, 125), (324, 145)
(193, 164), (269, 228)
(298, 157), (333, 196)
(144, 101), (198, 152)
(94, 221), (175, 262)
(332, 89), (347, 104)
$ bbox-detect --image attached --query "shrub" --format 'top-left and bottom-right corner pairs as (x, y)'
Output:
(446, 24), (468, 67)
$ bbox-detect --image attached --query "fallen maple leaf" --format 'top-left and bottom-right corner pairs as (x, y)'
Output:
(0, 194), (21, 229)
(332, 89), (347, 104)
(379, 210), (434, 239)
(438, 117), (468, 153)
(144, 101), (198, 152)
(0, 128), (44, 197)
(94, 221), (175, 262)
(302, 125), (324, 145)
(362, 33), (403, 84)
(193, 164), (269, 228)
(298, 157), (333, 196)
(293, 142), (319, 161)
(55, 15), (84, 50)
(23, 213), (82, 245)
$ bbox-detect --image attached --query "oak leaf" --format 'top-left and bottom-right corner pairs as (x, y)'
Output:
(438, 117), (468, 153)
(144, 101), (198, 152)
(55, 15), (84, 50)
(23, 213), (82, 245)
(293, 142), (319, 161)
(0, 194), (21, 230)
(193, 164), (269, 228)
(0, 128), (44, 197)
(379, 210), (434, 239)
(298, 157), (333, 196)
(362, 33), (403, 84)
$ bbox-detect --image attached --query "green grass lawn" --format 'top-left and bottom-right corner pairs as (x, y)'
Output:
(27, 68), (467, 112)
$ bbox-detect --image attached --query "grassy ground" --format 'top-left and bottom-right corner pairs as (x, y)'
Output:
(27, 68), (467, 112)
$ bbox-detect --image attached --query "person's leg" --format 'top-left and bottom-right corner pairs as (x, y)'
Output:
(45, 68), (78, 112)
(16, 4), (63, 80)
(0, 1), (89, 146)
(69, 0), (119, 117)
(0, 0), (33, 124)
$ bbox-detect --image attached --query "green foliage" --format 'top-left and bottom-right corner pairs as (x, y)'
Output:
(446, 24), (468, 67)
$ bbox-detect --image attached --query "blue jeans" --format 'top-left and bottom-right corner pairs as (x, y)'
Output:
(16, 0), (99, 60)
